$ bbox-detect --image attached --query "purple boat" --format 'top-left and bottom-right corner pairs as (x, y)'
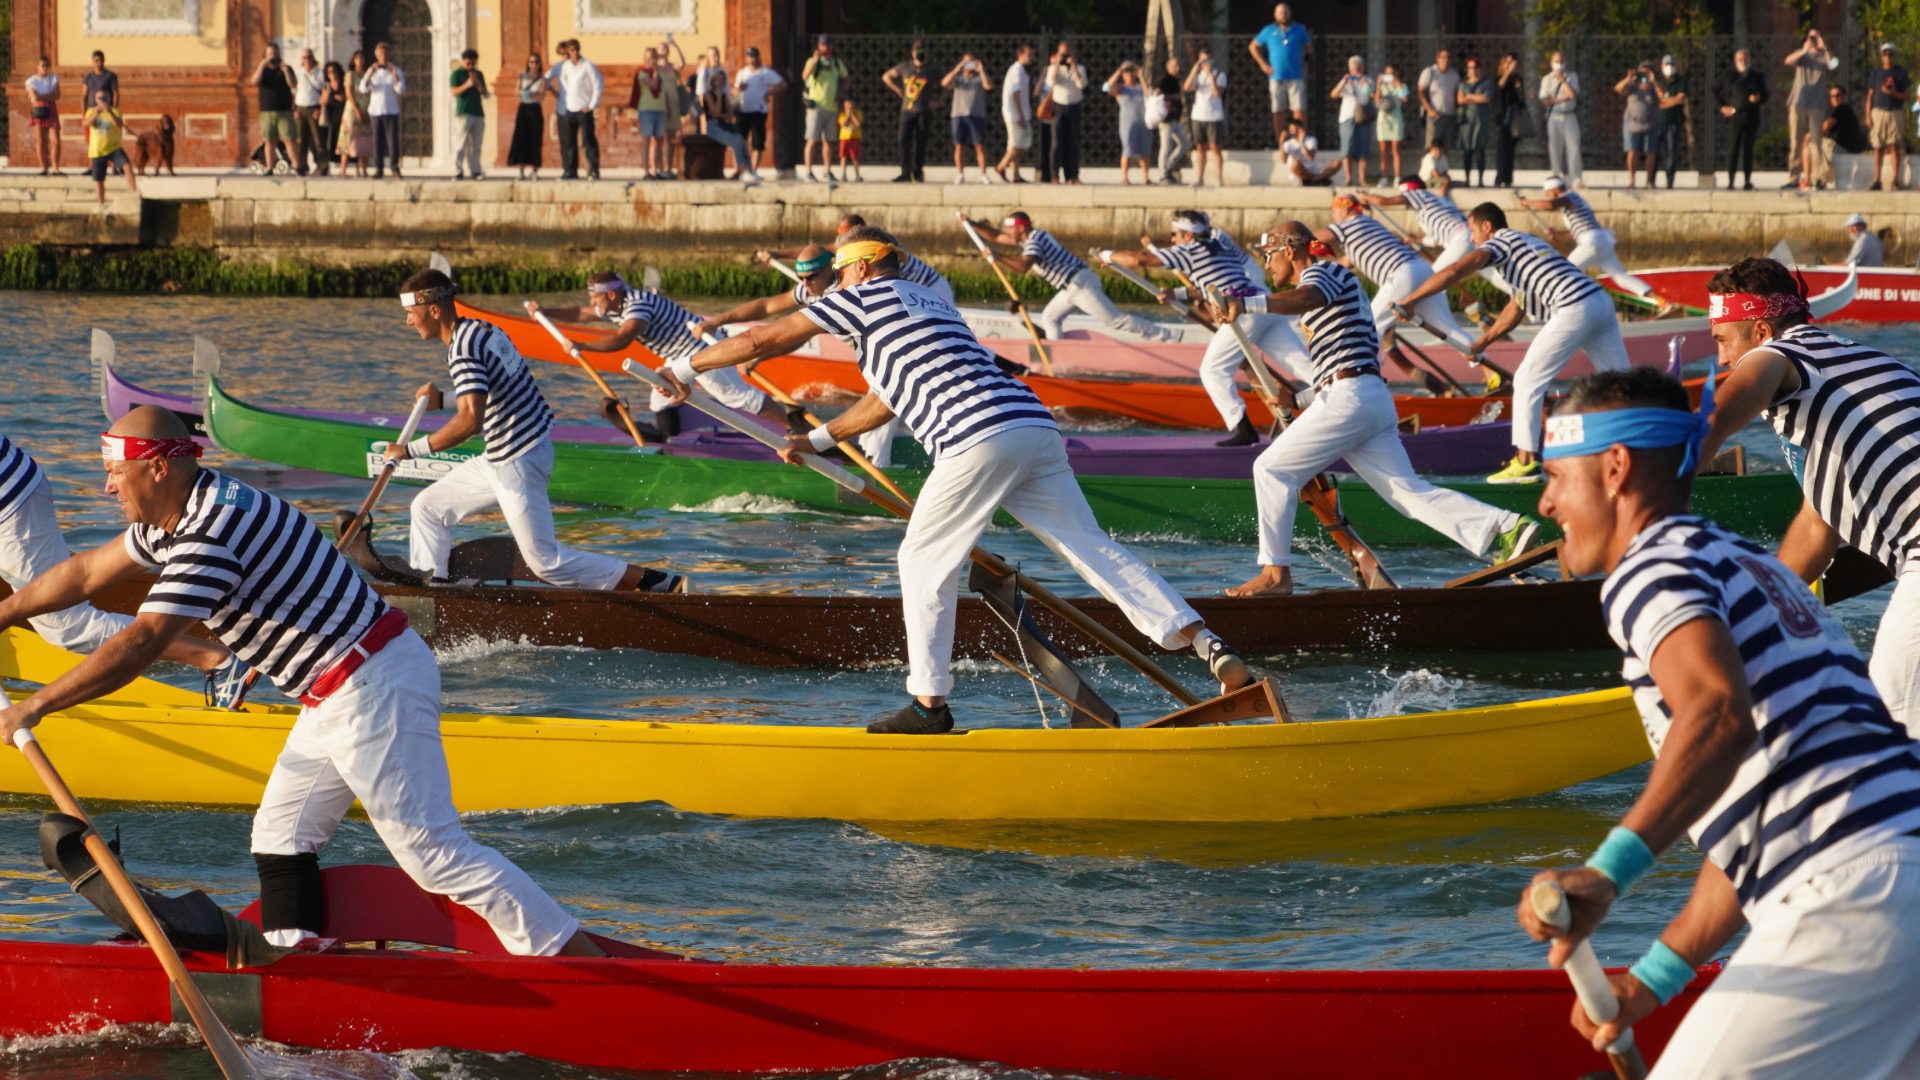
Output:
(92, 330), (1513, 479)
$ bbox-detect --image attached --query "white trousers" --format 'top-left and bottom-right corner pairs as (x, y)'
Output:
(1252, 375), (1516, 566)
(250, 632), (581, 956)
(1871, 562), (1920, 737)
(1038, 267), (1179, 343)
(647, 356), (768, 416)
(407, 439), (628, 588)
(1567, 228), (1654, 298)
(1197, 314), (1311, 430)
(898, 425), (1199, 698)
(0, 477), (130, 653)
(1370, 260), (1475, 352)
(1429, 232), (1475, 273)
(1511, 291), (1629, 454)
(1649, 839), (1920, 1079)
(856, 417), (904, 468)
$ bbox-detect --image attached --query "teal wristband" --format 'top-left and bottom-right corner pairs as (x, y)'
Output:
(1585, 826), (1655, 895)
(1628, 939), (1693, 1005)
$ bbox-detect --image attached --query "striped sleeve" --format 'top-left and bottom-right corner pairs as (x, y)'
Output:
(138, 530), (244, 621)
(799, 289), (859, 337)
(1605, 555), (1722, 661)
(122, 525), (162, 570)
(447, 324), (492, 398)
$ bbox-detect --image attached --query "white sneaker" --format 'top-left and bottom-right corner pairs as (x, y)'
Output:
(951, 175), (966, 185)
(975, 174), (991, 184)
(741, 172), (763, 186)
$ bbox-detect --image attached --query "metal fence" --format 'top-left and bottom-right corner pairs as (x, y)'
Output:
(808, 33), (1905, 178)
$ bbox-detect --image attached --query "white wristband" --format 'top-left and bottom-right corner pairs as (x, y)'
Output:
(807, 426), (838, 453)
(1243, 295), (1270, 314)
(668, 357), (699, 386)
(1172, 287), (1189, 303)
(11, 728), (35, 749)
(407, 436), (434, 459)
(1097, 249), (1114, 263)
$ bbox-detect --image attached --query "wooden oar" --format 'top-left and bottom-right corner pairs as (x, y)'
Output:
(1395, 305), (1516, 391)
(338, 394), (433, 548)
(615, 356), (1204, 708)
(958, 214), (1055, 376)
(766, 257), (803, 284)
(1529, 881), (1651, 1080)
(525, 301), (647, 449)
(1514, 194), (1560, 240)
(12, 728), (261, 1079)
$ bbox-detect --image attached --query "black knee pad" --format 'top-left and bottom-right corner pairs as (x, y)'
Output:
(253, 851), (324, 933)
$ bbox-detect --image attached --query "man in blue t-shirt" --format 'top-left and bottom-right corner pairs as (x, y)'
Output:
(1248, 3), (1310, 148)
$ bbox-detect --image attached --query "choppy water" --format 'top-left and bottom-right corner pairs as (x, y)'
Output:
(0, 293), (1906, 1077)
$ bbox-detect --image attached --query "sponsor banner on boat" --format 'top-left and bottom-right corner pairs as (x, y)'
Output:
(363, 442), (476, 482)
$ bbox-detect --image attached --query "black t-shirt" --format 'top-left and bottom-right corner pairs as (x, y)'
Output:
(258, 61), (293, 111)
(1156, 73), (1182, 122)
(1828, 103), (1870, 154)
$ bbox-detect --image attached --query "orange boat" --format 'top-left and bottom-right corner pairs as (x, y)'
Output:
(460, 300), (1513, 430)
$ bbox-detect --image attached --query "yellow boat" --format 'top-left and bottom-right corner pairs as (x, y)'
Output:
(0, 629), (1649, 824)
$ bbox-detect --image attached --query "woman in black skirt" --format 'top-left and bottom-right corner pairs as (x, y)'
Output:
(509, 52), (548, 179)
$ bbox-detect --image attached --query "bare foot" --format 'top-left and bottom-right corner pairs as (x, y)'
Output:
(1227, 566), (1293, 597)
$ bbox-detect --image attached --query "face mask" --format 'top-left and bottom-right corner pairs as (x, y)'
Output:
(1550, 61), (1564, 73)
(1735, 61), (1749, 73)
(1662, 65), (1675, 77)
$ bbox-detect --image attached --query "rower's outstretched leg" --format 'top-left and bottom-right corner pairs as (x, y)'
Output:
(1068, 268), (1178, 342)
(1237, 392), (1355, 595)
(1197, 323), (1253, 439)
(1870, 564), (1920, 736)
(492, 442), (630, 591)
(407, 454), (497, 580)
(1339, 378), (1523, 560)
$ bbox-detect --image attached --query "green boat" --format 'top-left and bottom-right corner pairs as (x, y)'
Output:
(204, 374), (1804, 547)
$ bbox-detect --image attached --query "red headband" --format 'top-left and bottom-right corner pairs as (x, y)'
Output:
(1707, 292), (1809, 325)
(1308, 240), (1334, 258)
(101, 432), (202, 462)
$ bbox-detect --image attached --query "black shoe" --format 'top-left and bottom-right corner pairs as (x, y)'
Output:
(868, 700), (955, 735)
(1216, 418), (1258, 447)
(784, 406), (813, 436)
(1743, 180), (1755, 191)
(892, 174), (913, 183)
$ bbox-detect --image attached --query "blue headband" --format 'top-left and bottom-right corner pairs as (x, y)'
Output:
(1542, 369), (1717, 476)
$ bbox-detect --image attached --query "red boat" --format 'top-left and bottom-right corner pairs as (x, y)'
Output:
(0, 865), (1713, 1077)
(1612, 264), (1900, 323)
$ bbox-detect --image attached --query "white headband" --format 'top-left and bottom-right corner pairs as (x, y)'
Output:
(399, 285), (456, 309)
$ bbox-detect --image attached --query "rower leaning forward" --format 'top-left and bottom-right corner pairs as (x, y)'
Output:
(1699, 256), (1920, 733)
(1519, 367), (1920, 1075)
(1396, 203), (1629, 484)
(1517, 175), (1670, 312)
(0, 406), (607, 957)
(957, 211), (1179, 342)
(762, 212), (957, 306)
(388, 268), (682, 591)
(1227, 224), (1538, 597)
(662, 226), (1252, 734)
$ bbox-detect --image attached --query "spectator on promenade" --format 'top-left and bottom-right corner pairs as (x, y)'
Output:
(1456, 56), (1492, 187)
(292, 48), (327, 175)
(1494, 52), (1525, 186)
(508, 53), (547, 180)
(691, 63), (757, 184)
(359, 41), (406, 178)
(319, 60), (347, 170)
(998, 44), (1034, 183)
(1249, 2), (1309, 149)
(1417, 140), (1449, 184)
(450, 48), (489, 181)
(339, 51), (373, 177)
(945, 51), (993, 185)
(251, 44), (298, 175)
(1418, 48), (1460, 152)
(1374, 64), (1408, 182)
(1187, 47), (1227, 187)
(836, 97), (863, 182)
(1806, 83), (1868, 191)
(1653, 55), (1688, 189)
(1784, 27), (1834, 189)
(1155, 57), (1190, 184)
(802, 35), (848, 181)
(694, 46), (726, 126)
(1538, 51), (1581, 186)
(1330, 54), (1374, 186)
(82, 88), (134, 204)
(1043, 41), (1088, 185)
(882, 39), (928, 183)
(1716, 48), (1765, 190)
(1279, 117), (1338, 186)
(632, 47), (670, 180)
(1615, 59), (1658, 189)
(548, 40), (602, 180)
(84, 51), (118, 109)
(1870, 44), (1909, 191)
(732, 47), (783, 174)
(1846, 212), (1885, 267)
(25, 56), (62, 176)
(1108, 61), (1150, 185)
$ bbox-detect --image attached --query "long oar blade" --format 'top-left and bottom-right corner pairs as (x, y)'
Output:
(969, 561), (1120, 728)
(1529, 882), (1652, 1080)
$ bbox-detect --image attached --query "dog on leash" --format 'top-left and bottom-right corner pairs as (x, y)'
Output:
(132, 115), (176, 176)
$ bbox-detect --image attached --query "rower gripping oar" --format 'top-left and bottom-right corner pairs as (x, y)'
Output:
(523, 301), (649, 449)
(958, 214), (1055, 377)
(1530, 881), (1652, 1080)
(339, 394), (432, 549)
(615, 356), (1204, 708)
(12, 728), (261, 1080)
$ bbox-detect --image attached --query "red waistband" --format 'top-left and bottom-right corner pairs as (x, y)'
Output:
(297, 607), (410, 708)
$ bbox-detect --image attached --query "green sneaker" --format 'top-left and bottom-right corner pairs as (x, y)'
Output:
(1487, 456), (1542, 485)
(1494, 516), (1542, 564)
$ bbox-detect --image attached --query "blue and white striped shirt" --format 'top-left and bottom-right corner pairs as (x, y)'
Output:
(1761, 324), (1920, 574)
(1605, 515), (1920, 912)
(616, 290), (703, 364)
(1558, 191), (1603, 239)
(446, 318), (553, 464)
(798, 277), (1056, 458)
(1330, 214), (1418, 287)
(0, 434), (44, 519)
(1479, 228), (1603, 322)
(1296, 262), (1379, 385)
(1404, 189), (1468, 247)
(899, 251), (948, 293)
(1151, 236), (1257, 297)
(126, 470), (389, 696)
(1021, 228), (1086, 290)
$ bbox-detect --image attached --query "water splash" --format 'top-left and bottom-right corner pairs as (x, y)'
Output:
(1356, 668), (1464, 718)
(669, 494), (820, 516)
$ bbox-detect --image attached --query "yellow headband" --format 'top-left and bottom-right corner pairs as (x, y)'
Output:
(832, 241), (896, 270)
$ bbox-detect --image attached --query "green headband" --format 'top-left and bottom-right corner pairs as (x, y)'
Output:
(795, 253), (833, 275)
